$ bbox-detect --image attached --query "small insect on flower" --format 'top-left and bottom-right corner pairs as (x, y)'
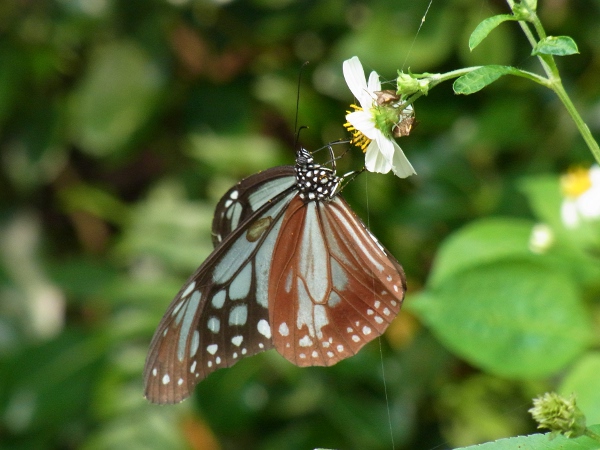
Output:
(342, 56), (416, 179)
(560, 165), (600, 229)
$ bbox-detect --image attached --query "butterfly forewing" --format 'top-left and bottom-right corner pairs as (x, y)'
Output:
(268, 195), (406, 367)
(144, 177), (297, 404)
(212, 166), (296, 246)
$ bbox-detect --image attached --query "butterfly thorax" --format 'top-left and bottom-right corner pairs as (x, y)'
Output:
(295, 148), (340, 202)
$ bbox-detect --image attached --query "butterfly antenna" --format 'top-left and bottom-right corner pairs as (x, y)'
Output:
(293, 61), (310, 150)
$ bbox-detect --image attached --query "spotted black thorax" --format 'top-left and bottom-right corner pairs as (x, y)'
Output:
(295, 147), (340, 202)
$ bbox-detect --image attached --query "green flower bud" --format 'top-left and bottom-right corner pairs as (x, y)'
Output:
(529, 393), (586, 438)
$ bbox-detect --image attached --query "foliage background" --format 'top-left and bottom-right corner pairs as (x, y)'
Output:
(0, 0), (599, 449)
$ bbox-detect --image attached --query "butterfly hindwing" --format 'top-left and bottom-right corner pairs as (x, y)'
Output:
(268, 195), (406, 366)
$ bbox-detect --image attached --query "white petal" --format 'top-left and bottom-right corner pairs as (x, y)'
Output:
(365, 141), (392, 173)
(589, 165), (600, 186)
(391, 141), (416, 178)
(346, 111), (378, 139)
(561, 200), (579, 228)
(367, 71), (381, 93)
(343, 57), (367, 102)
(374, 134), (395, 161)
(576, 187), (600, 219)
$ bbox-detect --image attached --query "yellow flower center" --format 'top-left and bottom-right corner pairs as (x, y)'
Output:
(561, 167), (592, 198)
(344, 104), (371, 153)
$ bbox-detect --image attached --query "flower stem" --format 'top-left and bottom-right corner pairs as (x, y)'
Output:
(551, 83), (600, 164)
(504, 0), (600, 164)
(584, 428), (600, 443)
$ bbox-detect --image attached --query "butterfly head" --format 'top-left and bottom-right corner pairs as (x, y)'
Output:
(295, 147), (340, 202)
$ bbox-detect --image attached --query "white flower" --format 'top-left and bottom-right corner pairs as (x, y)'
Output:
(342, 56), (416, 179)
(560, 165), (600, 228)
(529, 223), (554, 254)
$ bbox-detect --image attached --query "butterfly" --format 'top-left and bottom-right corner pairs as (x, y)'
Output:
(143, 144), (406, 404)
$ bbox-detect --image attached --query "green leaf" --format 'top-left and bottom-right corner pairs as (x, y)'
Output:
(519, 175), (600, 285)
(454, 66), (523, 94)
(560, 353), (600, 425)
(469, 15), (518, 51)
(532, 36), (579, 56)
(518, 176), (562, 229)
(428, 218), (536, 288)
(69, 41), (165, 156)
(410, 262), (591, 378)
(454, 424), (600, 449)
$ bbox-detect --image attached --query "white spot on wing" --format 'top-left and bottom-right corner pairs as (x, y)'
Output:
(229, 304), (248, 326)
(162, 374), (170, 385)
(177, 291), (202, 362)
(298, 203), (329, 303)
(190, 361), (197, 373)
(212, 290), (226, 309)
(207, 317), (220, 333)
(279, 322), (289, 336)
(152, 368), (157, 376)
(299, 335), (313, 347)
(330, 257), (348, 291)
(327, 291), (341, 308)
(313, 305), (328, 339)
(229, 263), (252, 300)
(207, 344), (218, 355)
(362, 326), (372, 335)
(257, 319), (271, 338)
(231, 335), (243, 346)
(182, 281), (196, 298)
(189, 330), (200, 357)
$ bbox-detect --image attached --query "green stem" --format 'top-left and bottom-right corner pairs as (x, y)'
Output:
(504, 0), (600, 164)
(552, 83), (600, 164)
(584, 428), (600, 443)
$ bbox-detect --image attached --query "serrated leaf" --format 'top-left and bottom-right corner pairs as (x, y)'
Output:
(454, 66), (522, 94)
(469, 15), (518, 51)
(428, 218), (536, 288)
(455, 424), (600, 449)
(532, 36), (579, 56)
(411, 262), (591, 378)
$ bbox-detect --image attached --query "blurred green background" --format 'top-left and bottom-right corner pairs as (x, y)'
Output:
(1, 0), (599, 449)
